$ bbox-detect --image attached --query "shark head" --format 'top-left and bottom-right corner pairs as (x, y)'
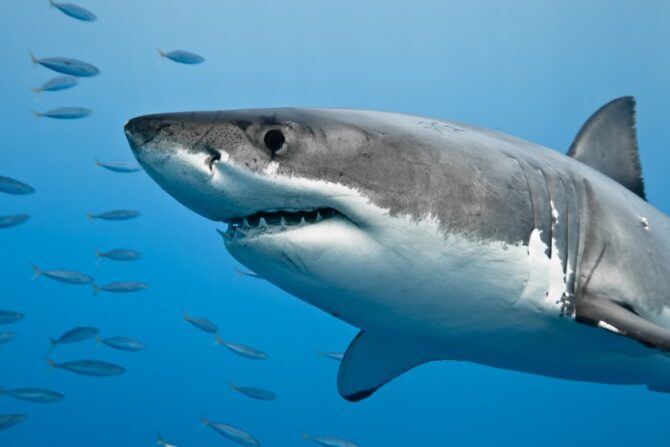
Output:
(124, 108), (533, 336)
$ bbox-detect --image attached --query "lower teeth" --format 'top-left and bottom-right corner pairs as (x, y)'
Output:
(223, 208), (340, 239)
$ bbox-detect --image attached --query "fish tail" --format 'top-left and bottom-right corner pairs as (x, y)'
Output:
(157, 48), (166, 58)
(91, 284), (100, 296)
(30, 109), (42, 119)
(195, 415), (209, 431)
(302, 433), (313, 440)
(212, 334), (224, 346)
(31, 264), (41, 279)
(48, 338), (58, 352)
(0, 387), (4, 396)
(156, 433), (164, 445)
(29, 50), (38, 66)
(95, 335), (102, 346)
(48, 0), (55, 7)
(94, 159), (102, 167)
(31, 87), (41, 94)
(46, 357), (57, 369)
(228, 381), (236, 391)
(86, 213), (96, 220)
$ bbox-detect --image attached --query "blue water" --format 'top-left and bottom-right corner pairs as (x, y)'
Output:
(2, 1), (670, 445)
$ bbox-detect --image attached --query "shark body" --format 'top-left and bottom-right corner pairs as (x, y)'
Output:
(125, 97), (670, 400)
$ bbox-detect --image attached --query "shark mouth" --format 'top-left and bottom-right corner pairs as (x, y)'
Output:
(220, 207), (346, 240)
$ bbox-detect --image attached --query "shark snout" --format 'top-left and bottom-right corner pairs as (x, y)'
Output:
(124, 115), (172, 155)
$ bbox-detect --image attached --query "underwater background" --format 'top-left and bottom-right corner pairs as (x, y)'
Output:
(2, 0), (670, 445)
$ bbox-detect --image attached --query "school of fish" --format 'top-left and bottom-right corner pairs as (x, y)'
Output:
(1, 2), (355, 446)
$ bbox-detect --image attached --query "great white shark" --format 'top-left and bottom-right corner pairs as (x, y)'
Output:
(124, 97), (670, 401)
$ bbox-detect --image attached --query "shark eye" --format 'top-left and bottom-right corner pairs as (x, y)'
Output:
(264, 129), (285, 153)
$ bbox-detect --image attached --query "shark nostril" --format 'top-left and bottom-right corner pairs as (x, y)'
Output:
(205, 151), (221, 172)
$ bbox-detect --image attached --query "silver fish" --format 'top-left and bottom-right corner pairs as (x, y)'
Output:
(320, 352), (344, 362)
(214, 336), (268, 360)
(0, 215), (30, 229)
(157, 434), (177, 447)
(302, 433), (359, 447)
(0, 311), (24, 325)
(0, 414), (26, 431)
(32, 76), (78, 93)
(32, 265), (94, 285)
(201, 417), (260, 446)
(87, 210), (140, 220)
(92, 281), (148, 295)
(47, 358), (125, 377)
(157, 49), (204, 65)
(0, 387), (64, 403)
(0, 176), (34, 194)
(96, 249), (142, 262)
(33, 107), (92, 119)
(0, 332), (17, 345)
(234, 268), (263, 279)
(184, 313), (218, 334)
(95, 160), (142, 173)
(48, 0), (96, 21)
(97, 336), (144, 352)
(50, 326), (99, 349)
(229, 383), (276, 401)
(30, 52), (100, 77)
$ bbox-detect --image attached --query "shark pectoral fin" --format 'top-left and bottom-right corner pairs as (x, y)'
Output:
(576, 295), (670, 352)
(337, 331), (438, 402)
(567, 96), (645, 200)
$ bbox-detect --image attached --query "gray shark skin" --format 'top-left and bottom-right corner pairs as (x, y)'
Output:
(125, 97), (670, 400)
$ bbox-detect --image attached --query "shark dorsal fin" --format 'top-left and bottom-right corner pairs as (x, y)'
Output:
(567, 96), (645, 200)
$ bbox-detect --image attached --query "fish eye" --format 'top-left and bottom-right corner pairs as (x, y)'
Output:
(264, 129), (285, 153)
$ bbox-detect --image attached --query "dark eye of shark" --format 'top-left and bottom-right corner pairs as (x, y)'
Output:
(264, 129), (285, 153)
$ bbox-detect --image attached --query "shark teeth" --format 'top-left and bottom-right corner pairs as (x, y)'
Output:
(219, 207), (343, 241)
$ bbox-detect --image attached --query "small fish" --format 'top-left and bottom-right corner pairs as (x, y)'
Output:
(32, 265), (94, 285)
(183, 313), (218, 334)
(96, 249), (142, 262)
(157, 48), (204, 65)
(0, 387), (64, 403)
(201, 417), (260, 447)
(47, 358), (125, 377)
(0, 332), (17, 345)
(320, 352), (344, 362)
(95, 160), (142, 173)
(0, 311), (24, 325)
(0, 176), (35, 195)
(234, 268), (263, 279)
(87, 210), (140, 220)
(0, 214), (30, 229)
(30, 52), (100, 77)
(32, 107), (92, 119)
(97, 336), (144, 352)
(229, 383), (276, 401)
(302, 433), (359, 447)
(92, 281), (148, 295)
(50, 326), (99, 350)
(214, 335), (268, 360)
(157, 434), (177, 447)
(48, 0), (96, 21)
(32, 76), (78, 93)
(0, 414), (26, 431)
